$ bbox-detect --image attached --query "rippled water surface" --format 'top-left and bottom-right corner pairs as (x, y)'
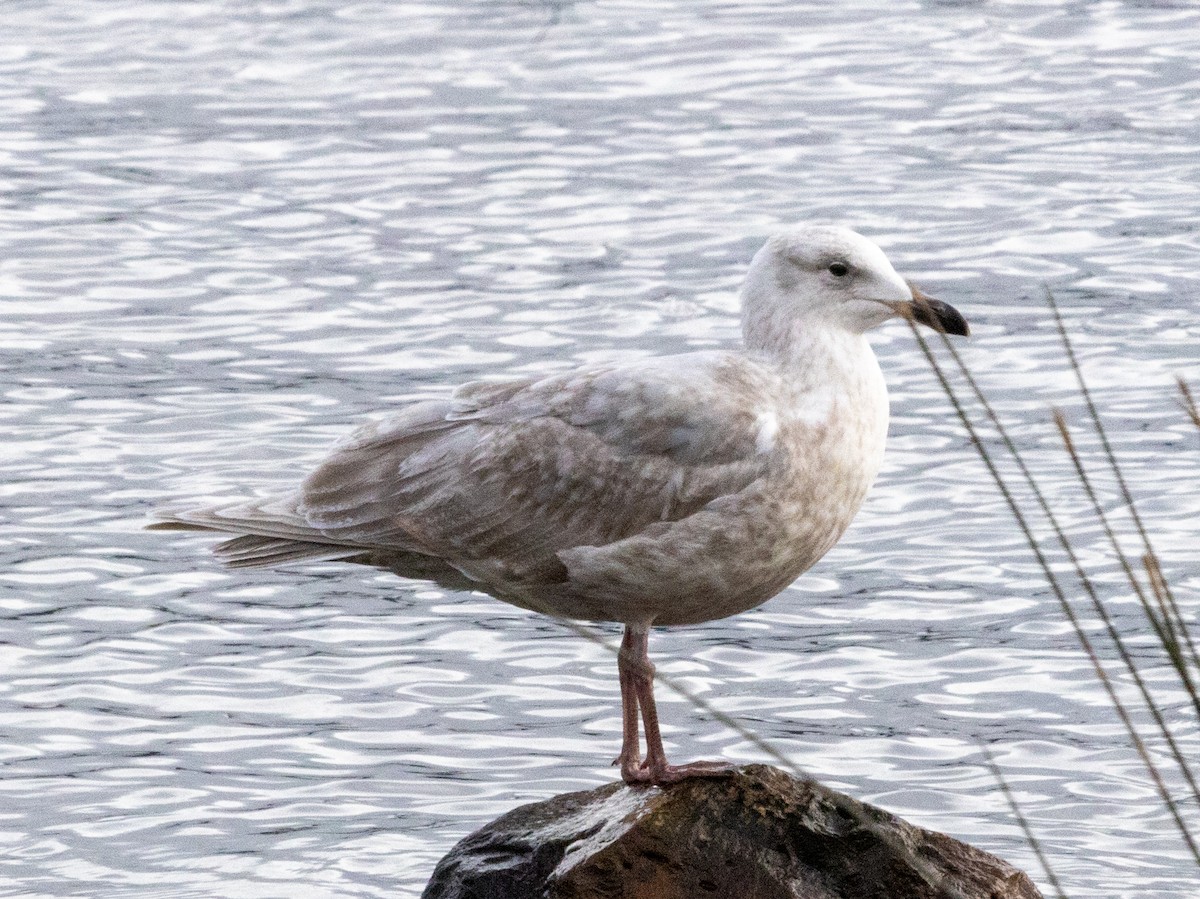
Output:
(3, 1), (1200, 896)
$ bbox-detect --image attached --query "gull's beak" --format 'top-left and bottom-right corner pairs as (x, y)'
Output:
(900, 283), (970, 337)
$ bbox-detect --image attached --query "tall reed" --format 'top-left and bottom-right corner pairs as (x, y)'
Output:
(908, 291), (1200, 889)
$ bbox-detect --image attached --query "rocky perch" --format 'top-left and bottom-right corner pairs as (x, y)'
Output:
(423, 765), (1042, 899)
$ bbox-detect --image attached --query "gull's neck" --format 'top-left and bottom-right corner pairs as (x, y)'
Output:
(742, 308), (874, 381)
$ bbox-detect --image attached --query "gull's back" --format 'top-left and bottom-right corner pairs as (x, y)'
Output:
(154, 226), (909, 627)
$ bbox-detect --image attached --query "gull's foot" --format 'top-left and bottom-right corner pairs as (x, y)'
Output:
(620, 758), (735, 786)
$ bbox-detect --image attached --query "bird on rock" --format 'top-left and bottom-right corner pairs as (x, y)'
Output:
(151, 225), (969, 785)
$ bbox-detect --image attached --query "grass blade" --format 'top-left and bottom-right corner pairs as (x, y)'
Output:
(1179, 378), (1200, 431)
(906, 318), (1200, 863)
(1045, 291), (1200, 679)
(980, 743), (1069, 899)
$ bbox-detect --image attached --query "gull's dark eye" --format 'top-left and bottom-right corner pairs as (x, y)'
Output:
(828, 261), (850, 277)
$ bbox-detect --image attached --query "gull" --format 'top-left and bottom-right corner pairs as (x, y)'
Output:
(151, 225), (968, 785)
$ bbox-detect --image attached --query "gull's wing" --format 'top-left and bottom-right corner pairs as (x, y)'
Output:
(292, 351), (780, 586)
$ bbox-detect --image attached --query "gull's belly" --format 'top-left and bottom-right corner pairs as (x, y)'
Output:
(505, 346), (892, 627)
(524, 400), (888, 627)
(646, 437), (882, 626)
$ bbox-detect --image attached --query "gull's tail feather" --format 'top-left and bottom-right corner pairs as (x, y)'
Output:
(212, 534), (362, 569)
(148, 497), (477, 588)
(147, 495), (361, 567)
(149, 495), (319, 542)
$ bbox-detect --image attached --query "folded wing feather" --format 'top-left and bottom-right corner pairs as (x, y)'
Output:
(156, 351), (782, 588)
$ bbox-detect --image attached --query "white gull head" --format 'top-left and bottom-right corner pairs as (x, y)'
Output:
(740, 225), (967, 356)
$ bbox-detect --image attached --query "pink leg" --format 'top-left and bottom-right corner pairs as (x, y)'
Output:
(614, 627), (643, 779)
(617, 624), (734, 786)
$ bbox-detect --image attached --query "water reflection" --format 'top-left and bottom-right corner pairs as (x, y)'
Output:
(2, 0), (1198, 896)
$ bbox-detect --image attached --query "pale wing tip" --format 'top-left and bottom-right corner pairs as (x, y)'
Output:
(145, 504), (210, 531)
(143, 498), (260, 532)
(144, 519), (214, 532)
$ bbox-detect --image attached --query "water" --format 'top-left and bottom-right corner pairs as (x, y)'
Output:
(3, 1), (1199, 895)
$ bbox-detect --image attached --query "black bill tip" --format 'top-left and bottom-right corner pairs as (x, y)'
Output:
(907, 287), (969, 337)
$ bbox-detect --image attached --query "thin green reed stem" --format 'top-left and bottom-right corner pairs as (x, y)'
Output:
(979, 743), (1068, 899)
(922, 317), (1200, 800)
(1055, 412), (1200, 718)
(906, 319), (1200, 864)
(1145, 553), (1188, 676)
(1045, 290), (1199, 675)
(1179, 378), (1200, 431)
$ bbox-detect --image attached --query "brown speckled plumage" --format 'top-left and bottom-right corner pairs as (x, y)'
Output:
(152, 225), (968, 783)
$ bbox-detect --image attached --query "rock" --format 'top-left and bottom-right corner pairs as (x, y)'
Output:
(422, 765), (1042, 899)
